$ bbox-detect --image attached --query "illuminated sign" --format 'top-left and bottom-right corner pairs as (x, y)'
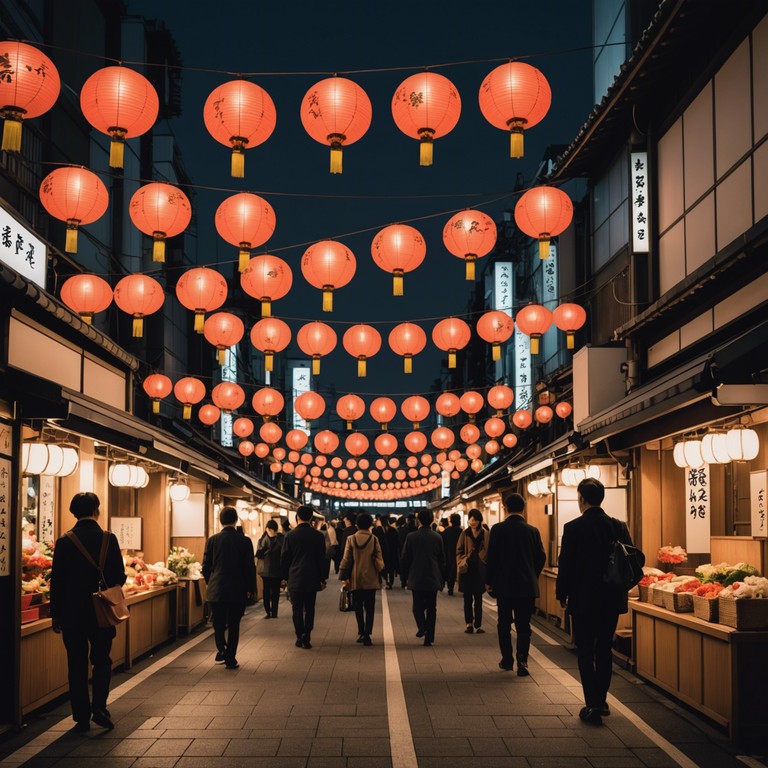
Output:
(292, 366), (311, 434)
(220, 347), (236, 447)
(0, 203), (46, 289)
(494, 262), (513, 316)
(630, 152), (649, 253)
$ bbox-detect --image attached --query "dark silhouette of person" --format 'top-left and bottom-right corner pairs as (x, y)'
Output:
(255, 519), (283, 618)
(441, 513), (463, 595)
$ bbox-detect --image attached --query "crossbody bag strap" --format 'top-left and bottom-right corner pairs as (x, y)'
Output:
(65, 530), (109, 586)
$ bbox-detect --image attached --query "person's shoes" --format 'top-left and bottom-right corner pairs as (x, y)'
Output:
(295, 638), (303, 648)
(578, 706), (603, 726)
(423, 639), (432, 647)
(363, 635), (373, 646)
(465, 625), (474, 634)
(474, 627), (485, 634)
(301, 636), (312, 649)
(225, 661), (239, 670)
(516, 660), (530, 677)
(356, 634), (365, 643)
(91, 708), (114, 730)
(598, 703), (611, 716)
(214, 651), (227, 664)
(415, 629), (425, 638)
(499, 659), (514, 671)
(73, 720), (90, 733)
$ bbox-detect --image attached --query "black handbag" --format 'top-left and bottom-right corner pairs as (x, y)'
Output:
(339, 586), (354, 612)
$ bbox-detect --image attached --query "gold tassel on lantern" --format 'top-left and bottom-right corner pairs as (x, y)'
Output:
(132, 315), (144, 338)
(260, 297), (272, 317)
(1, 112), (23, 152)
(530, 335), (540, 355)
(539, 235), (551, 260)
(566, 331), (575, 350)
(65, 220), (80, 253)
(508, 119), (525, 158)
(194, 311), (205, 333)
(322, 285), (333, 312)
(218, 348), (227, 365)
(328, 133), (345, 174)
(404, 354), (412, 374)
(346, 420), (353, 430)
(183, 404), (192, 419)
(393, 269), (404, 297)
(312, 356), (321, 375)
(152, 399), (160, 414)
(492, 342), (501, 362)
(448, 349), (457, 369)
(465, 255), (476, 281)
(109, 129), (126, 169)
(418, 129), (434, 166)
(81, 313), (93, 325)
(381, 422), (389, 432)
(153, 232), (166, 263)
(265, 351), (274, 372)
(239, 245), (250, 273)
(357, 356), (367, 377)
(231, 138), (246, 178)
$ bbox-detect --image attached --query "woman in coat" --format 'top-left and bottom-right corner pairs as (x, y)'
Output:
(339, 512), (385, 645)
(456, 508), (488, 633)
(255, 519), (284, 618)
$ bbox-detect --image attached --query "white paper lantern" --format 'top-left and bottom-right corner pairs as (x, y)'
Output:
(585, 464), (601, 480)
(673, 442), (688, 468)
(701, 433), (730, 464)
(527, 480), (540, 497)
(22, 443), (79, 477)
(726, 427), (759, 462)
(169, 480), (190, 502)
(683, 439), (705, 469)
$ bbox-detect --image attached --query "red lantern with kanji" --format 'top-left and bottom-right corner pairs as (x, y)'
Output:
(336, 394), (365, 430)
(391, 71), (461, 166)
(250, 317), (291, 372)
(460, 423), (480, 444)
(487, 384), (514, 415)
(260, 421), (282, 444)
(60, 274), (113, 325)
(204, 312), (245, 365)
(432, 317), (471, 369)
(484, 417), (506, 438)
(512, 409), (533, 429)
(0, 42), (60, 153)
(431, 427), (455, 450)
(252, 387), (284, 419)
(301, 240), (356, 312)
(212, 382), (245, 413)
(314, 430), (339, 454)
(535, 405), (554, 424)
(514, 304), (553, 355)
(39, 167), (109, 254)
(345, 432), (369, 457)
(442, 209), (497, 280)
(435, 392), (461, 418)
(555, 401), (573, 419)
(174, 377), (206, 420)
(553, 303), (587, 350)
(343, 324), (381, 377)
(128, 182), (191, 263)
(143, 373), (172, 414)
(388, 322), (427, 374)
(216, 192), (276, 272)
(300, 77), (372, 173)
(478, 61), (551, 158)
(370, 397), (396, 431)
(239, 440), (255, 457)
(405, 432), (427, 453)
(515, 186), (573, 260)
(240, 254), (292, 317)
(286, 429), (309, 450)
(401, 396), (430, 429)
(503, 433), (518, 449)
(460, 391), (485, 421)
(375, 433), (398, 457)
(113, 274), (165, 338)
(296, 321), (337, 375)
(295, 391), (326, 422)
(203, 79), (276, 177)
(198, 404), (221, 426)
(476, 310), (514, 361)
(80, 66), (158, 169)
(233, 417), (254, 438)
(371, 224), (426, 296)
(175, 267), (227, 333)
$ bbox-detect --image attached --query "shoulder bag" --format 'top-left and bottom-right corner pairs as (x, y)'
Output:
(603, 519), (645, 591)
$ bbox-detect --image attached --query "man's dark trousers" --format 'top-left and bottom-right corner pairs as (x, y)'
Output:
(496, 598), (534, 664)
(291, 590), (317, 641)
(62, 625), (115, 723)
(210, 601), (245, 664)
(570, 611), (620, 708)
(411, 590), (437, 642)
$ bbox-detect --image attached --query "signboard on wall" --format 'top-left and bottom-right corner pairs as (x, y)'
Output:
(514, 327), (532, 408)
(172, 493), (206, 537)
(494, 262), (513, 316)
(685, 465), (711, 553)
(292, 366), (311, 433)
(0, 457), (10, 576)
(630, 152), (649, 253)
(220, 348), (237, 447)
(0, 203), (46, 288)
(750, 470), (767, 538)
(111, 517), (143, 551)
(39, 476), (55, 545)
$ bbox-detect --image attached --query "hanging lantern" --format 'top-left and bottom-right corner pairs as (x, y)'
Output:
(701, 432), (730, 464)
(128, 182), (192, 263)
(371, 224), (426, 295)
(370, 397), (397, 431)
(60, 274), (113, 325)
(22, 443), (79, 477)
(260, 421), (283, 444)
(239, 440), (255, 457)
(314, 430), (339, 455)
(405, 432), (427, 453)
(175, 267), (227, 333)
(296, 321), (337, 375)
(108, 464), (149, 488)
(113, 274), (165, 338)
(240, 254), (292, 317)
(391, 71), (461, 166)
(174, 377), (206, 420)
(204, 312), (245, 365)
(515, 186), (573, 259)
(286, 429), (309, 451)
(375, 433), (398, 457)
(460, 423), (481, 444)
(484, 417), (506, 438)
(254, 442), (270, 458)
(143, 373), (172, 414)
(466, 444), (482, 460)
(486, 440), (500, 456)
(401, 396), (430, 429)
(212, 382), (245, 413)
(487, 385), (514, 416)
(388, 322), (427, 374)
(250, 317), (291, 372)
(555, 401), (572, 419)
(515, 304), (553, 355)
(39, 167), (109, 254)
(343, 324), (381, 377)
(252, 387), (285, 419)
(198, 404), (221, 426)
(300, 77), (372, 173)
(431, 427), (455, 450)
(0, 41), (60, 153)
(503, 433), (518, 449)
(432, 317), (471, 369)
(233, 417), (255, 438)
(726, 426), (760, 461)
(203, 79), (276, 177)
(442, 209), (497, 280)
(435, 392), (461, 418)
(684, 439), (705, 469)
(478, 61), (551, 159)
(460, 391), (485, 422)
(476, 310), (514, 361)
(215, 192), (276, 272)
(301, 240), (356, 312)
(512, 409), (533, 429)
(552, 303), (587, 350)
(535, 405), (554, 424)
(470, 458), (484, 472)
(336, 394), (365, 430)
(295, 391), (326, 422)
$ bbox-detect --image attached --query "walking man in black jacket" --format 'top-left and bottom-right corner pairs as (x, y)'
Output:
(203, 506), (257, 669)
(440, 513), (463, 595)
(255, 519), (283, 618)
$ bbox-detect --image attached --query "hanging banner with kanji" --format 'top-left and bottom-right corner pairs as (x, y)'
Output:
(685, 465), (710, 553)
(630, 152), (649, 253)
(750, 470), (767, 539)
(0, 203), (46, 289)
(0, 457), (10, 576)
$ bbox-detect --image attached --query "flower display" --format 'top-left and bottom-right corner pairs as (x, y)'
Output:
(694, 583), (724, 599)
(673, 578), (702, 593)
(167, 546), (199, 578)
(720, 576), (768, 599)
(695, 562), (759, 585)
(21, 538), (53, 594)
(657, 545), (687, 565)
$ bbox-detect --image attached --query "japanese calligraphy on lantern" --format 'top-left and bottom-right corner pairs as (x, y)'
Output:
(494, 262), (513, 316)
(685, 464), (710, 553)
(39, 475), (55, 545)
(0, 457), (10, 576)
(111, 517), (142, 551)
(0, 203), (46, 289)
(750, 470), (767, 538)
(630, 152), (649, 253)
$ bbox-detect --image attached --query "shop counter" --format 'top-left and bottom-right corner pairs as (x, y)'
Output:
(176, 578), (206, 634)
(536, 568), (567, 630)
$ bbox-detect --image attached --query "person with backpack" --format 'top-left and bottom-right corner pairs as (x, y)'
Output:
(556, 477), (638, 726)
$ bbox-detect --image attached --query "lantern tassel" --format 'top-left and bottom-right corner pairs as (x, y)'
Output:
(239, 247), (250, 273)
(183, 404), (192, 420)
(382, 422), (388, 432)
(509, 120), (525, 158)
(153, 233), (166, 263)
(1, 113), (23, 152)
(357, 357), (367, 377)
(231, 142), (245, 178)
(530, 335), (540, 355)
(393, 269), (404, 297)
(312, 356), (321, 375)
(152, 399), (160, 414)
(492, 342), (501, 362)
(567, 331), (575, 350)
(65, 221), (79, 253)
(404, 354), (413, 374)
(132, 315), (144, 338)
(418, 129), (434, 166)
(465, 255), (476, 281)
(194, 312), (205, 333)
(413, 421), (420, 429)
(261, 297), (272, 317)
(448, 349), (457, 369)
(218, 348), (226, 365)
(265, 351), (274, 372)
(81, 313), (93, 325)
(328, 133), (345, 174)
(322, 286), (333, 312)
(109, 130), (126, 169)
(538, 236), (551, 260)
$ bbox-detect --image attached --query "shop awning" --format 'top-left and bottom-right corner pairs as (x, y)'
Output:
(223, 463), (299, 509)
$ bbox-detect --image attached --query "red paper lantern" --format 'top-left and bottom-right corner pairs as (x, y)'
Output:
(203, 79), (276, 177)
(216, 192), (276, 272)
(484, 417), (506, 438)
(39, 167), (109, 254)
(460, 391), (485, 421)
(252, 387), (285, 419)
(0, 42), (60, 153)
(336, 394), (365, 430)
(204, 312), (245, 365)
(343, 324), (381, 377)
(142, 373), (172, 414)
(240, 254), (292, 317)
(401, 396), (430, 429)
(301, 240), (356, 312)
(476, 310), (514, 361)
(553, 303), (587, 350)
(239, 440), (255, 457)
(113, 274), (165, 338)
(345, 432), (369, 457)
(442, 209), (497, 280)
(466, 444), (482, 460)
(431, 427), (455, 450)
(300, 77), (372, 173)
(503, 433), (518, 449)
(80, 66), (158, 169)
(255, 442), (270, 458)
(198, 404), (221, 426)
(512, 409), (533, 429)
(478, 61), (551, 158)
(391, 71), (461, 166)
(250, 317), (291, 372)
(233, 417), (255, 438)
(535, 405), (554, 424)
(295, 391), (326, 422)
(487, 385), (514, 417)
(60, 274), (113, 324)
(370, 397), (397, 431)
(371, 224), (426, 296)
(286, 429), (309, 451)
(212, 382), (245, 413)
(175, 267), (228, 332)
(388, 322), (427, 374)
(555, 401), (573, 419)
(128, 182), (191, 263)
(515, 186), (573, 259)
(515, 304), (553, 355)
(260, 422), (283, 444)
(485, 439), (500, 456)
(435, 392), (461, 418)
(174, 377), (206, 420)
(314, 430), (339, 454)
(375, 433), (398, 457)
(460, 423), (481, 444)
(296, 321), (337, 375)
(432, 318), (471, 369)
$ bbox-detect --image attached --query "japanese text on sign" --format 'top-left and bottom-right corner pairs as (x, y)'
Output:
(750, 470), (767, 538)
(494, 262), (513, 317)
(684, 464), (710, 553)
(630, 152), (649, 253)
(0, 458), (10, 576)
(292, 367), (311, 434)
(514, 326), (532, 409)
(0, 203), (46, 289)
(39, 476), (55, 545)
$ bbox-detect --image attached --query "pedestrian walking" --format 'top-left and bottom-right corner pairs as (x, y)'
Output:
(255, 519), (283, 618)
(456, 508), (488, 634)
(556, 478), (636, 725)
(50, 492), (126, 732)
(440, 513), (462, 595)
(378, 515), (400, 589)
(339, 512), (385, 645)
(396, 516), (414, 588)
(321, 521), (338, 580)
(400, 509), (446, 646)
(485, 492), (546, 676)
(202, 506), (257, 669)
(281, 505), (327, 649)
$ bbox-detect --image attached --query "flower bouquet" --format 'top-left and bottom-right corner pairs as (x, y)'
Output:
(657, 545), (687, 571)
(167, 546), (198, 578)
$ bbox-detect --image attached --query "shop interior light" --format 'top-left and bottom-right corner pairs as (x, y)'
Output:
(527, 480), (540, 497)
(585, 464), (601, 480)
(247, 510), (258, 520)
(673, 442), (688, 468)
(169, 477), (190, 502)
(683, 439), (705, 469)
(22, 443), (79, 477)
(701, 433), (730, 464)
(237, 508), (249, 520)
(726, 426), (759, 462)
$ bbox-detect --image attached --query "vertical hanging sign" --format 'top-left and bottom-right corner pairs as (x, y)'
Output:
(0, 457), (10, 576)
(220, 347), (237, 447)
(750, 470), (767, 538)
(0, 204), (46, 289)
(39, 475), (55, 545)
(542, 245), (558, 306)
(292, 367), (311, 434)
(630, 152), (649, 253)
(685, 465), (711, 553)
(494, 262), (513, 316)
(514, 328), (532, 409)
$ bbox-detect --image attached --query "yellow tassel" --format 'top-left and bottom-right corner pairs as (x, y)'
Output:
(419, 134), (434, 166)
(448, 350), (457, 369)
(261, 298), (271, 317)
(539, 237), (551, 260)
(357, 357), (366, 377)
(231, 147), (245, 178)
(465, 255), (476, 281)
(492, 343), (501, 362)
(322, 286), (333, 312)
(81, 313), (93, 325)
(239, 248), (250, 272)
(218, 348), (226, 365)
(346, 420), (353, 430)
(510, 128), (524, 159)
(65, 223), (79, 253)
(194, 312), (204, 333)
(530, 336), (540, 355)
(412, 421), (420, 429)
(567, 332), (575, 350)
(393, 270), (404, 296)
(132, 316), (143, 338)
(330, 144), (343, 174)
(265, 351), (274, 372)
(153, 235), (166, 263)
(1, 115), (22, 152)
(382, 423), (388, 432)
(152, 400), (160, 414)
(404, 355), (412, 374)
(109, 136), (125, 169)
(183, 404), (192, 420)
(312, 357), (320, 375)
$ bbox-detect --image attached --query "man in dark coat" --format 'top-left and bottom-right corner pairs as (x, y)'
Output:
(281, 505), (327, 649)
(203, 506), (257, 669)
(440, 513), (463, 595)
(337, 511), (357, 563)
(378, 515), (400, 589)
(485, 492), (546, 676)
(556, 478), (634, 725)
(50, 492), (126, 732)
(400, 509), (446, 646)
